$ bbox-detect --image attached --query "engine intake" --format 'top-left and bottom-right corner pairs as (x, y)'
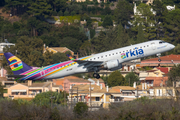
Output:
(104, 59), (121, 70)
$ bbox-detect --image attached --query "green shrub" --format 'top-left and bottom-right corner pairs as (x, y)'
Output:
(58, 11), (63, 16)
(64, 10), (69, 16)
(73, 102), (88, 116)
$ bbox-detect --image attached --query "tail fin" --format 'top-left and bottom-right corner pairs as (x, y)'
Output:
(4, 52), (32, 75)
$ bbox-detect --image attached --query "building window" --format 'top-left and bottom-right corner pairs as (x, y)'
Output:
(95, 97), (100, 101)
(167, 89), (173, 96)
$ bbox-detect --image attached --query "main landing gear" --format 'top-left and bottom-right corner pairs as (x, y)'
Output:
(156, 53), (161, 62)
(93, 73), (100, 79)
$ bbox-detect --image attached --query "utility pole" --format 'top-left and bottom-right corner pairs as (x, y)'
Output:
(77, 87), (78, 103)
(90, 82), (91, 110)
(129, 78), (130, 86)
(64, 83), (66, 106)
(71, 85), (73, 109)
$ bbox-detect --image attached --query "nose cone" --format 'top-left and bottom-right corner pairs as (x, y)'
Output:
(169, 44), (175, 49)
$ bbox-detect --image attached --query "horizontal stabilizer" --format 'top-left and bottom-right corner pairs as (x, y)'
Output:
(7, 75), (26, 78)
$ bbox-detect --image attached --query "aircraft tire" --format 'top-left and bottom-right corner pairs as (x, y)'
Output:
(96, 74), (100, 79)
(93, 73), (97, 78)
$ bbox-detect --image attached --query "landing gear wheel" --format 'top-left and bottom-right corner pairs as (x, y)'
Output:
(158, 59), (161, 62)
(96, 74), (100, 79)
(93, 73), (98, 78)
(93, 73), (100, 79)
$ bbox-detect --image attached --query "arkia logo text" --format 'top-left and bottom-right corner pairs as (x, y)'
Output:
(121, 47), (144, 59)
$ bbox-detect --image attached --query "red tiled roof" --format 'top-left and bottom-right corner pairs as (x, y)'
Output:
(145, 77), (168, 87)
(156, 67), (169, 74)
(142, 54), (180, 62)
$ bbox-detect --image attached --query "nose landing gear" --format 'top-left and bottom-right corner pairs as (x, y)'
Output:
(156, 53), (161, 62)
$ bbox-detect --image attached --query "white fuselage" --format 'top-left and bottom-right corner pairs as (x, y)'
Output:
(44, 40), (175, 79)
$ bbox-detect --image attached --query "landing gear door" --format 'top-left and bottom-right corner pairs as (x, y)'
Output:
(151, 42), (156, 50)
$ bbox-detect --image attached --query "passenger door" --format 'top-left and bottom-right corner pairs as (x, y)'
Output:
(151, 42), (156, 50)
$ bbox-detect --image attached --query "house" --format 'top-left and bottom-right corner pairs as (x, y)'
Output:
(153, 86), (176, 99)
(44, 46), (75, 56)
(0, 77), (16, 87)
(140, 54), (180, 67)
(111, 86), (137, 101)
(139, 67), (169, 87)
(3, 80), (63, 100)
(53, 76), (105, 92)
(68, 84), (120, 109)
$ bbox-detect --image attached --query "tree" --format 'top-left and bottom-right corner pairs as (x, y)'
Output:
(0, 82), (4, 98)
(107, 70), (127, 87)
(0, 0), (5, 7)
(137, 23), (146, 43)
(102, 15), (113, 28)
(163, 9), (180, 45)
(64, 10), (69, 16)
(114, 23), (130, 48)
(125, 72), (139, 87)
(168, 64), (180, 86)
(33, 91), (66, 106)
(51, 52), (69, 63)
(174, 44), (180, 54)
(28, 0), (52, 18)
(47, 0), (67, 12)
(114, 0), (133, 27)
(73, 102), (88, 116)
(91, 31), (107, 53)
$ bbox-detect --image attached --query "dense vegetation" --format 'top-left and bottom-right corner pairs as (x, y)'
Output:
(0, 98), (180, 120)
(1, 0), (180, 73)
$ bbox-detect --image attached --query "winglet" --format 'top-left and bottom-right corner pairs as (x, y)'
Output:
(67, 54), (75, 61)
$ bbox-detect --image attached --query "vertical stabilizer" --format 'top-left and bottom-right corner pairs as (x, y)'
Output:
(4, 52), (32, 75)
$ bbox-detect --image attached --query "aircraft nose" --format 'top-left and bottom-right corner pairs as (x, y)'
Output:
(169, 44), (175, 49)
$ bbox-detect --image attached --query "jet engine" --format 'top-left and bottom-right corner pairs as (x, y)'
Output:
(104, 59), (122, 71)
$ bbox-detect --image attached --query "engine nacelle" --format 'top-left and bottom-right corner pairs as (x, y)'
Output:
(104, 59), (122, 70)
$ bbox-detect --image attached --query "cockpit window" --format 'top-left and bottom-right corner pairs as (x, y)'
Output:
(159, 41), (165, 44)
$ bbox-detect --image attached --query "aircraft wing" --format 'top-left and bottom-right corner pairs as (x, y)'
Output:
(75, 60), (103, 67)
(7, 75), (26, 78)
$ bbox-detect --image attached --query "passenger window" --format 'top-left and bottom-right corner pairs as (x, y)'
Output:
(123, 51), (125, 53)
(106, 55), (107, 57)
(144, 46), (145, 48)
(112, 53), (114, 55)
(94, 58), (96, 60)
(98, 57), (99, 59)
(140, 47), (142, 48)
(90, 59), (92, 61)
(119, 52), (121, 53)
(126, 50), (128, 52)
(147, 45), (149, 47)
(101, 56), (103, 58)
(116, 52), (118, 54)
(109, 54), (111, 56)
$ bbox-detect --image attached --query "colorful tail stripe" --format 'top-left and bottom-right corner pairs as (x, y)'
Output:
(8, 56), (23, 71)
(5, 52), (93, 80)
(4, 52), (32, 75)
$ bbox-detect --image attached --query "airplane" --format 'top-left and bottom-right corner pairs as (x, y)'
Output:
(4, 40), (175, 80)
